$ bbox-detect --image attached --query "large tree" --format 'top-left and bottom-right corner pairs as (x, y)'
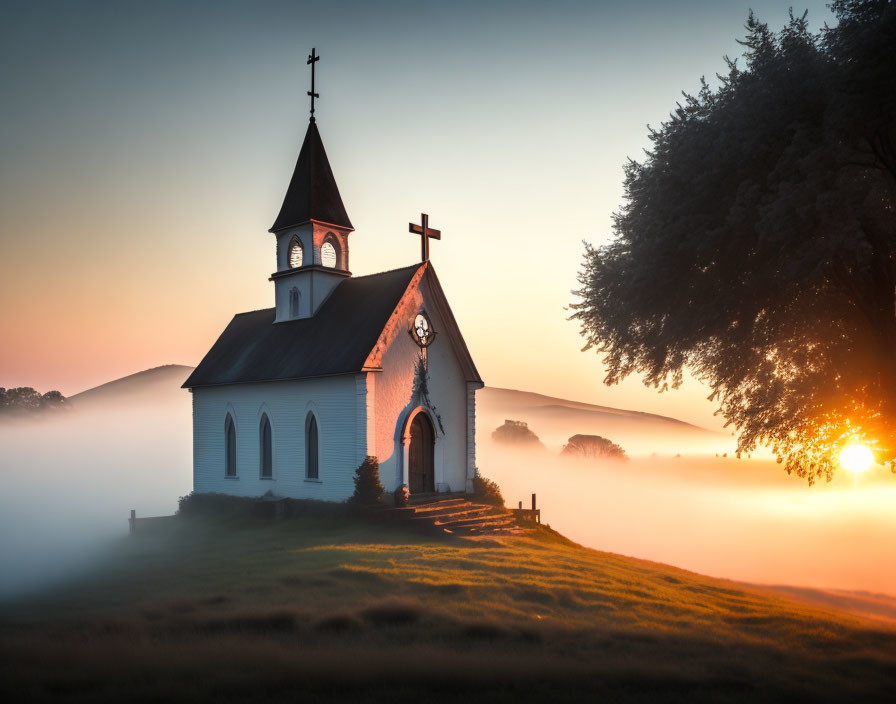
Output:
(572, 1), (896, 483)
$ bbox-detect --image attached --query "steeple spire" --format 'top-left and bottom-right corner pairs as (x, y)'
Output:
(270, 48), (351, 233)
(269, 121), (353, 233)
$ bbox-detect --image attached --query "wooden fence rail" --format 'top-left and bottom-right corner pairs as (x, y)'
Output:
(128, 510), (175, 535)
(510, 493), (541, 524)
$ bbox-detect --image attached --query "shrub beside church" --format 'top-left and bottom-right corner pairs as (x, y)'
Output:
(350, 456), (385, 506)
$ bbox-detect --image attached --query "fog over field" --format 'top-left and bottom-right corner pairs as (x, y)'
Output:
(2, 365), (895, 600)
(0, 367), (193, 596)
(481, 447), (896, 596)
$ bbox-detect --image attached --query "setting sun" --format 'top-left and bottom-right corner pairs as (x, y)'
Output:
(838, 444), (875, 473)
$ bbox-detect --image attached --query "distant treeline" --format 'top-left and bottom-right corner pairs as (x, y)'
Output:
(0, 387), (68, 414)
(492, 419), (628, 460)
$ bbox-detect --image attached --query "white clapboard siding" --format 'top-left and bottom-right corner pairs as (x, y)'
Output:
(192, 376), (360, 502)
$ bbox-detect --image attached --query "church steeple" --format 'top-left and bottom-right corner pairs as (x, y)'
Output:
(269, 48), (354, 324)
(269, 120), (353, 233)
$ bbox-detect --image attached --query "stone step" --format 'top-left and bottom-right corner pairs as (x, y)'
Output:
(477, 526), (530, 537)
(411, 503), (493, 518)
(411, 505), (505, 523)
(377, 503), (491, 523)
(412, 513), (488, 527)
(410, 500), (472, 514)
(436, 514), (516, 530)
(446, 521), (520, 536)
(375, 493), (534, 539)
(407, 493), (466, 506)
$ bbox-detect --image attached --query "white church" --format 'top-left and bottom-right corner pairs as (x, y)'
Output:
(183, 59), (483, 502)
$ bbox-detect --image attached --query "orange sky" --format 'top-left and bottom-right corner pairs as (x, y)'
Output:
(0, 1), (836, 431)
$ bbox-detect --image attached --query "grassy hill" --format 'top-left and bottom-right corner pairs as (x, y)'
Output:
(2, 507), (894, 703)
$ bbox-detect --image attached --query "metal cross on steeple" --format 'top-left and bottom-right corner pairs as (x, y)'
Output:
(307, 47), (320, 121)
(409, 213), (441, 262)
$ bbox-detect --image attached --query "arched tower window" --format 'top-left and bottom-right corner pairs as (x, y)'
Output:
(289, 287), (300, 318)
(305, 413), (319, 479)
(320, 238), (338, 268)
(288, 237), (303, 268)
(224, 414), (237, 477)
(259, 414), (272, 478)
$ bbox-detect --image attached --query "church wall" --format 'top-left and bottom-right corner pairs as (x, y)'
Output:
(372, 277), (471, 494)
(419, 277), (474, 493)
(191, 375), (361, 501)
(372, 328), (416, 489)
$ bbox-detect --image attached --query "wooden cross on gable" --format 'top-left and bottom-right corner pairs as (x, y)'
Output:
(307, 47), (320, 121)
(409, 213), (441, 262)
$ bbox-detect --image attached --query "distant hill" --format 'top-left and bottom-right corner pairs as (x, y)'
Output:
(479, 387), (705, 429)
(68, 365), (193, 408)
(478, 386), (726, 455)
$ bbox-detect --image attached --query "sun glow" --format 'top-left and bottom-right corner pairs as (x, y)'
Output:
(838, 444), (874, 473)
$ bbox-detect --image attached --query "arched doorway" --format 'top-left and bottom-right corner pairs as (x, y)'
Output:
(408, 412), (435, 494)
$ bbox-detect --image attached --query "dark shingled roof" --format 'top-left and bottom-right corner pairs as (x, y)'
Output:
(269, 120), (353, 233)
(183, 265), (421, 389)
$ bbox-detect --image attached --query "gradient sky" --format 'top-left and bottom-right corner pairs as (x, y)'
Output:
(0, 0), (836, 429)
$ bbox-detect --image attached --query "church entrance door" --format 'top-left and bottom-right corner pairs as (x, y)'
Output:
(408, 413), (435, 494)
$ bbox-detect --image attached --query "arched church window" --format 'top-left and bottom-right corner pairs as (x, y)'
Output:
(259, 414), (272, 479)
(321, 240), (337, 268)
(289, 287), (300, 318)
(288, 237), (303, 268)
(305, 413), (319, 479)
(225, 414), (237, 477)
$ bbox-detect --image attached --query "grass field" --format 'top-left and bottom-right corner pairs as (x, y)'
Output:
(2, 504), (895, 703)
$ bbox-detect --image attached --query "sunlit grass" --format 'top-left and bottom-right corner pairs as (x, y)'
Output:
(1, 510), (895, 702)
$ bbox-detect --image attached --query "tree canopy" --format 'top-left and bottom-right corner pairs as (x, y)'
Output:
(561, 435), (628, 461)
(572, 1), (896, 482)
(0, 387), (67, 414)
(491, 419), (544, 447)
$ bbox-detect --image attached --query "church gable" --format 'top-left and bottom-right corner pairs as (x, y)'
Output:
(364, 267), (480, 495)
(363, 263), (481, 385)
